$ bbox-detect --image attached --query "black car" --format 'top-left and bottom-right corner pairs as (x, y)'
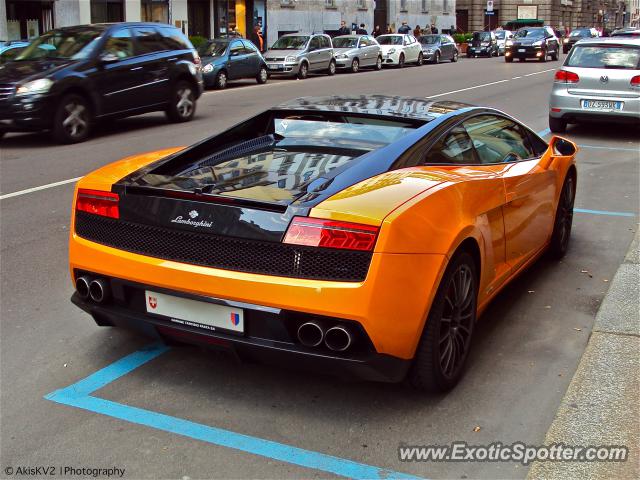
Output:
(505, 26), (560, 62)
(563, 28), (598, 53)
(467, 31), (499, 58)
(198, 38), (268, 89)
(0, 23), (204, 143)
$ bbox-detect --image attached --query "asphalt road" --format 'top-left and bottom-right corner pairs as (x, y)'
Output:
(1, 56), (638, 480)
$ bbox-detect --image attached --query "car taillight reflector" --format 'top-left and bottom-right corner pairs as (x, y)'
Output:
(554, 70), (579, 83)
(76, 189), (119, 219)
(283, 217), (379, 252)
(631, 75), (640, 87)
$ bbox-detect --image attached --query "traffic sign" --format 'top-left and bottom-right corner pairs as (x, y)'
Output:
(487, 0), (494, 12)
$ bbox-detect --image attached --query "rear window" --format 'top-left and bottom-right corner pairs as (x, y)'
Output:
(566, 45), (640, 69)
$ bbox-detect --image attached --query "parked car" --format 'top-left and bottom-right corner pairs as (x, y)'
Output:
(68, 95), (578, 392)
(0, 23), (203, 143)
(198, 38), (267, 89)
(493, 30), (513, 55)
(549, 37), (640, 132)
(563, 28), (599, 54)
(505, 26), (560, 62)
(263, 33), (335, 79)
(0, 41), (30, 64)
(376, 34), (423, 67)
(418, 34), (459, 63)
(611, 27), (640, 38)
(467, 31), (499, 57)
(332, 35), (382, 72)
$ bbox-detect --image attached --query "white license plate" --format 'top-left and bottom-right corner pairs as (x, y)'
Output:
(518, 48), (526, 52)
(581, 100), (623, 111)
(145, 290), (244, 333)
(267, 64), (282, 70)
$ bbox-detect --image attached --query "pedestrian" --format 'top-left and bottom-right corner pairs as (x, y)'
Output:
(337, 20), (350, 36)
(250, 25), (264, 52)
(430, 24), (438, 34)
(386, 24), (393, 34)
(398, 21), (411, 34)
(356, 23), (367, 35)
(414, 25), (422, 37)
(373, 25), (382, 37)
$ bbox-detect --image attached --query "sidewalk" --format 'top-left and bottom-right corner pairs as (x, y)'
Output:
(527, 231), (640, 480)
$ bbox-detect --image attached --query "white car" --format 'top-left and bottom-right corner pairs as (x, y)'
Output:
(494, 30), (513, 55)
(376, 34), (423, 67)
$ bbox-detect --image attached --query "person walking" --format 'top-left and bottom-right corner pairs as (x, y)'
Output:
(250, 25), (264, 52)
(414, 25), (422, 36)
(398, 21), (411, 34)
(337, 20), (350, 36)
(386, 25), (393, 34)
(373, 25), (382, 37)
(430, 24), (438, 34)
(356, 23), (367, 35)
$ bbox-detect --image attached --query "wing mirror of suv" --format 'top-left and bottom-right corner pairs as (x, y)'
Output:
(99, 52), (119, 64)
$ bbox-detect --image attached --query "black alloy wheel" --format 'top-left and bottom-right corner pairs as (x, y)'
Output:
(548, 174), (575, 259)
(166, 80), (196, 123)
(52, 94), (92, 144)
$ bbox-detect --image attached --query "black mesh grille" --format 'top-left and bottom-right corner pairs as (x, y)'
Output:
(75, 212), (372, 282)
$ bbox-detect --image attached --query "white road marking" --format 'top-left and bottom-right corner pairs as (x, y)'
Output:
(426, 79), (511, 98)
(0, 177), (82, 200)
(512, 76), (522, 79)
(524, 68), (556, 76)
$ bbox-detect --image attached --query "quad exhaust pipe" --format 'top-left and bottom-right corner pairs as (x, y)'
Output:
(296, 322), (352, 351)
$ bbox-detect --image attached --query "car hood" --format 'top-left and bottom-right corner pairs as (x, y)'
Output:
(0, 58), (73, 83)
(513, 38), (543, 45)
(334, 47), (358, 55)
(264, 49), (304, 58)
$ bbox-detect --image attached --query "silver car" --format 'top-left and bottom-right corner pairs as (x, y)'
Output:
(549, 37), (640, 132)
(332, 35), (383, 72)
(263, 33), (335, 79)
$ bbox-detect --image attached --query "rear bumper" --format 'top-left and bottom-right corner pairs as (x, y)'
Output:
(71, 288), (411, 383)
(549, 88), (640, 122)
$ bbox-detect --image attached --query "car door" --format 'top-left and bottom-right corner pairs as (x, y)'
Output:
(132, 26), (171, 107)
(242, 40), (262, 76)
(227, 40), (248, 79)
(91, 27), (144, 115)
(440, 35), (453, 59)
(369, 36), (382, 64)
(357, 36), (370, 66)
(307, 36), (322, 71)
(463, 114), (556, 271)
(320, 35), (333, 68)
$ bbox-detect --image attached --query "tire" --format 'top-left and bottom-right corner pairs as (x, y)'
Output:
(416, 52), (424, 66)
(165, 80), (196, 123)
(549, 115), (567, 133)
(433, 52), (440, 64)
(398, 53), (405, 68)
(451, 50), (458, 62)
(52, 94), (92, 144)
(327, 59), (336, 76)
(539, 50), (547, 62)
(297, 62), (308, 79)
(505, 56), (513, 63)
(351, 58), (360, 73)
(548, 174), (575, 259)
(409, 251), (478, 392)
(214, 70), (227, 89)
(256, 66), (268, 84)
(551, 49), (559, 61)
(375, 55), (383, 70)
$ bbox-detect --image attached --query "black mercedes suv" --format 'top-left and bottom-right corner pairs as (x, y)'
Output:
(0, 23), (203, 143)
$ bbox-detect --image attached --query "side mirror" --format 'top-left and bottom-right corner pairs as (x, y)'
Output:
(99, 52), (119, 63)
(550, 136), (577, 156)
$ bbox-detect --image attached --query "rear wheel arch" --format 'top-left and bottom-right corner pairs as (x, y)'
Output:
(456, 237), (481, 284)
(174, 72), (199, 93)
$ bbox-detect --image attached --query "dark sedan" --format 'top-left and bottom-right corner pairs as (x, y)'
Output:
(418, 34), (459, 63)
(563, 28), (598, 53)
(198, 38), (268, 89)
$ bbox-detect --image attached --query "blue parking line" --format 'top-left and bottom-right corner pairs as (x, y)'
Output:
(45, 344), (424, 480)
(574, 208), (635, 217)
(577, 144), (640, 153)
(537, 128), (551, 137)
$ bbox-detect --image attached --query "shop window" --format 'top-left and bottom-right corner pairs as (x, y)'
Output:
(91, 0), (124, 23)
(141, 0), (169, 23)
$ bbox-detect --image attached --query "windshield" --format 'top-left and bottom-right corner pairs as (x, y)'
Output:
(15, 28), (103, 61)
(567, 45), (640, 69)
(570, 29), (591, 37)
(515, 29), (545, 39)
(473, 32), (491, 41)
(270, 36), (309, 50)
(377, 35), (403, 45)
(333, 37), (358, 48)
(198, 41), (228, 57)
(494, 31), (506, 39)
(419, 35), (439, 45)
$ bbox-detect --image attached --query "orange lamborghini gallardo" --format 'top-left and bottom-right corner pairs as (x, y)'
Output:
(69, 96), (578, 392)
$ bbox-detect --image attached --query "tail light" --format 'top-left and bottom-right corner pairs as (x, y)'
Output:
(76, 189), (119, 219)
(631, 75), (640, 87)
(283, 217), (379, 252)
(554, 70), (579, 83)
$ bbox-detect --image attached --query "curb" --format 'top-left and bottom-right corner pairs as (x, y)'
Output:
(527, 230), (640, 480)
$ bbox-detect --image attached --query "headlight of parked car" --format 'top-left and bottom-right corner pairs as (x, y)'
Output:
(16, 78), (53, 95)
(506, 40), (513, 46)
(336, 53), (348, 59)
(387, 48), (396, 54)
(202, 64), (214, 73)
(425, 48), (434, 54)
(285, 56), (297, 63)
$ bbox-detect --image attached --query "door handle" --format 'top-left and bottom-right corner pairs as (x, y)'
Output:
(130, 66), (143, 71)
(167, 57), (178, 62)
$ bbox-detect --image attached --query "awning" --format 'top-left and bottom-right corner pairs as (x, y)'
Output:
(506, 19), (545, 26)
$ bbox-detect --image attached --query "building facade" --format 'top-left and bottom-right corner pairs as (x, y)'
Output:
(2, 1), (457, 47)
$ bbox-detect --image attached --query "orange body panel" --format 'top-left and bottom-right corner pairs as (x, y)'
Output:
(68, 136), (576, 361)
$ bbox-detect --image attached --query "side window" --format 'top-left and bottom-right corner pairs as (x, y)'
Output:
(425, 125), (478, 165)
(463, 115), (536, 164)
(229, 41), (244, 56)
(241, 40), (257, 53)
(322, 36), (331, 48)
(359, 37), (368, 47)
(309, 36), (321, 50)
(0, 46), (25, 62)
(158, 27), (190, 50)
(135, 27), (166, 55)
(103, 28), (134, 60)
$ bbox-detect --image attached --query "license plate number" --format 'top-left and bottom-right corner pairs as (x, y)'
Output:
(267, 64), (282, 70)
(581, 100), (623, 111)
(518, 48), (526, 52)
(145, 290), (244, 333)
